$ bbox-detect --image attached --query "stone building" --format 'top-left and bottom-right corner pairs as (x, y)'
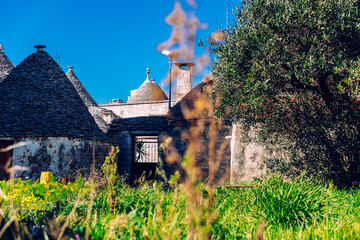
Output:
(0, 45), (113, 179)
(0, 43), (266, 183)
(0, 45), (15, 82)
(104, 62), (210, 184)
(106, 70), (266, 184)
(105, 71), (232, 184)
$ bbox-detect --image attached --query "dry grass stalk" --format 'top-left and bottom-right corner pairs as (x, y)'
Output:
(158, 0), (209, 84)
(255, 224), (266, 240)
(161, 80), (230, 239)
(0, 142), (32, 240)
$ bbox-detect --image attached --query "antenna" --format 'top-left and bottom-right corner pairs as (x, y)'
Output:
(55, 55), (61, 65)
(227, 0), (229, 29)
(54, 54), (67, 70)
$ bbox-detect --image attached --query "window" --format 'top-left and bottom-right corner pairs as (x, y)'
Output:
(134, 136), (159, 163)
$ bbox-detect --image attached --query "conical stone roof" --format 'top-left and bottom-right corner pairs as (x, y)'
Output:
(66, 67), (97, 107)
(0, 45), (15, 82)
(127, 68), (168, 104)
(66, 67), (111, 132)
(0, 47), (107, 140)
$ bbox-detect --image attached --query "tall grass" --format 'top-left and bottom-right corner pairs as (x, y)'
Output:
(0, 175), (360, 239)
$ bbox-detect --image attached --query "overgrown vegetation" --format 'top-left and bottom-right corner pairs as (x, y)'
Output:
(0, 175), (360, 239)
(211, 0), (360, 187)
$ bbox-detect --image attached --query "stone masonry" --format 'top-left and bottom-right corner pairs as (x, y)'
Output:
(175, 62), (193, 101)
(0, 45), (15, 82)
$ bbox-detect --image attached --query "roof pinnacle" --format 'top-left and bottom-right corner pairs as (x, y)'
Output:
(34, 45), (46, 51)
(68, 66), (74, 71)
(146, 67), (150, 81)
(0, 45), (3, 52)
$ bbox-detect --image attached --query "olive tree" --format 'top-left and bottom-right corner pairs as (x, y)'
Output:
(212, 0), (360, 187)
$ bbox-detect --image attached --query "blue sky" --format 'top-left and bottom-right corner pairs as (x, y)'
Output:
(1, 0), (238, 104)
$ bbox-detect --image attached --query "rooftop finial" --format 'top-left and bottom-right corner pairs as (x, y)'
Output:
(68, 66), (74, 71)
(34, 45), (46, 51)
(0, 45), (3, 52)
(146, 68), (150, 81)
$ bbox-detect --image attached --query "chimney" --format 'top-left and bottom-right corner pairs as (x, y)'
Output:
(174, 62), (194, 101)
(0, 45), (3, 52)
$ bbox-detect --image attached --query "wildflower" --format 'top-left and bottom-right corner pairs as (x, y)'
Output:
(74, 233), (79, 239)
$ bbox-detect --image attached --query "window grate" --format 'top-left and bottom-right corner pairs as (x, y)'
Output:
(135, 136), (159, 163)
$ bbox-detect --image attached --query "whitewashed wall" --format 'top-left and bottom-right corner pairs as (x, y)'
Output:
(11, 137), (110, 179)
(100, 101), (171, 118)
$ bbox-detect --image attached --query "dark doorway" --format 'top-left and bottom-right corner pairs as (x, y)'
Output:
(131, 136), (159, 184)
(0, 140), (14, 180)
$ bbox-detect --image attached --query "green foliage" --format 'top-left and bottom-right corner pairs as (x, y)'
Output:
(0, 176), (360, 239)
(135, 140), (148, 162)
(101, 146), (119, 185)
(254, 175), (328, 227)
(101, 146), (120, 214)
(212, 0), (360, 187)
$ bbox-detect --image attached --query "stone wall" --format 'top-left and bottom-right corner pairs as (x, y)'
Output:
(230, 124), (267, 183)
(100, 101), (170, 118)
(162, 120), (232, 184)
(11, 137), (112, 179)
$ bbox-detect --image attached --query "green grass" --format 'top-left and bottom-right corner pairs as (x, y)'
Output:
(0, 175), (359, 239)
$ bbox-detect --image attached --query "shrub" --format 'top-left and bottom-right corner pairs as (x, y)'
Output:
(254, 175), (328, 227)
